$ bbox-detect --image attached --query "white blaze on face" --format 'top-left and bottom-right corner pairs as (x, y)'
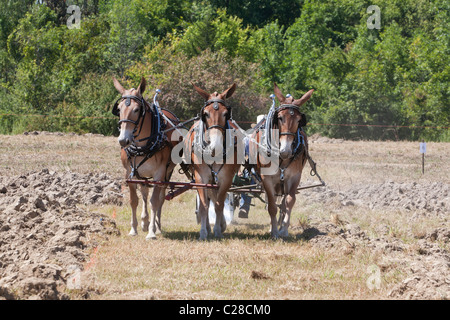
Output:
(279, 136), (293, 160)
(118, 125), (134, 147)
(208, 128), (223, 157)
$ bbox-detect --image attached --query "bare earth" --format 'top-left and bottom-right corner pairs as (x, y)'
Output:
(0, 132), (449, 300)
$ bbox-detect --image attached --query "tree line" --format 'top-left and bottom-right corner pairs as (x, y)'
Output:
(0, 0), (448, 140)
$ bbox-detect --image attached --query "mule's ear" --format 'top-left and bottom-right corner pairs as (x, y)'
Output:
(113, 77), (125, 95)
(137, 77), (146, 95)
(192, 83), (210, 100)
(273, 83), (285, 103)
(221, 83), (236, 99)
(293, 89), (314, 107)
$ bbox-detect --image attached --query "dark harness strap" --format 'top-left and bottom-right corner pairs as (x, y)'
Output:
(277, 104), (307, 128)
(200, 98), (232, 131)
(124, 107), (168, 179)
(112, 94), (170, 179)
(113, 95), (149, 138)
(193, 98), (234, 184)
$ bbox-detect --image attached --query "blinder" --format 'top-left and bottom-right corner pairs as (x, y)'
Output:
(112, 95), (145, 117)
(275, 104), (307, 128)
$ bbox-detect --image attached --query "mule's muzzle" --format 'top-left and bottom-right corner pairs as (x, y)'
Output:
(118, 129), (134, 148)
(279, 136), (294, 160)
(279, 150), (293, 161)
(119, 137), (130, 148)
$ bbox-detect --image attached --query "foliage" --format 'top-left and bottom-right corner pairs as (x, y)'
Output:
(128, 48), (267, 123)
(0, 0), (448, 140)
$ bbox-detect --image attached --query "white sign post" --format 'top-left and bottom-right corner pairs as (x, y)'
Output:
(420, 141), (426, 174)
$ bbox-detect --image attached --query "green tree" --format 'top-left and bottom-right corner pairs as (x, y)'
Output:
(175, 8), (254, 59)
(104, 0), (150, 77)
(208, 0), (302, 27)
(127, 48), (267, 123)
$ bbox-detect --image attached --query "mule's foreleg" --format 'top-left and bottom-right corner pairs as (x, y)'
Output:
(279, 193), (295, 238)
(212, 201), (225, 238)
(212, 191), (228, 238)
(278, 195), (287, 229)
(128, 183), (139, 236)
(261, 178), (279, 238)
(146, 186), (164, 240)
(140, 185), (150, 232)
(155, 186), (167, 234)
(267, 197), (279, 239)
(197, 189), (210, 240)
(157, 163), (175, 234)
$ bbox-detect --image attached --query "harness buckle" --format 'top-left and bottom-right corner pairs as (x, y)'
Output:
(280, 168), (286, 181)
(212, 170), (219, 184)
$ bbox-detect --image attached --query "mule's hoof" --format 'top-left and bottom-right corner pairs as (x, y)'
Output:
(129, 229), (138, 236)
(213, 231), (224, 239)
(141, 223), (149, 232)
(278, 228), (289, 238)
(146, 233), (157, 241)
(199, 230), (208, 241)
(270, 231), (280, 240)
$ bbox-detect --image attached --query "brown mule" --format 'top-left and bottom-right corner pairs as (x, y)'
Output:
(250, 83), (314, 238)
(184, 83), (241, 240)
(112, 77), (180, 240)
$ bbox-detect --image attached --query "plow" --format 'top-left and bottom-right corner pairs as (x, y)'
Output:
(125, 152), (326, 201)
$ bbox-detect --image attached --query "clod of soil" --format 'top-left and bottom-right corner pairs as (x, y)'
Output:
(298, 182), (450, 300)
(0, 169), (121, 300)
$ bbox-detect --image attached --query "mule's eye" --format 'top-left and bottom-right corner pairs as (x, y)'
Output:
(133, 108), (139, 113)
(204, 112), (210, 118)
(278, 117), (283, 122)
(223, 112), (228, 118)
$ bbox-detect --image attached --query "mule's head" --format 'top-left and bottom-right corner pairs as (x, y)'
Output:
(273, 83), (314, 160)
(193, 83), (236, 152)
(112, 77), (148, 148)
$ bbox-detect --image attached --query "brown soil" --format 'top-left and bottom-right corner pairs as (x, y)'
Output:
(0, 169), (121, 299)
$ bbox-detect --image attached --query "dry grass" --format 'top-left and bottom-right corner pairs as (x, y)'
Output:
(307, 140), (450, 186)
(0, 134), (121, 176)
(1, 133), (449, 300)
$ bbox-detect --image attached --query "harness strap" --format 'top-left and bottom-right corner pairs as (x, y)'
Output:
(204, 98), (229, 108)
(208, 163), (225, 185)
(278, 104), (300, 112)
(201, 98), (232, 123)
(123, 101), (168, 179)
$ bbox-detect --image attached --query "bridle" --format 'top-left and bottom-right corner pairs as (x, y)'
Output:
(193, 98), (233, 184)
(264, 103), (306, 154)
(112, 93), (167, 179)
(276, 104), (306, 156)
(200, 98), (232, 132)
(276, 104), (307, 135)
(112, 94), (151, 138)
